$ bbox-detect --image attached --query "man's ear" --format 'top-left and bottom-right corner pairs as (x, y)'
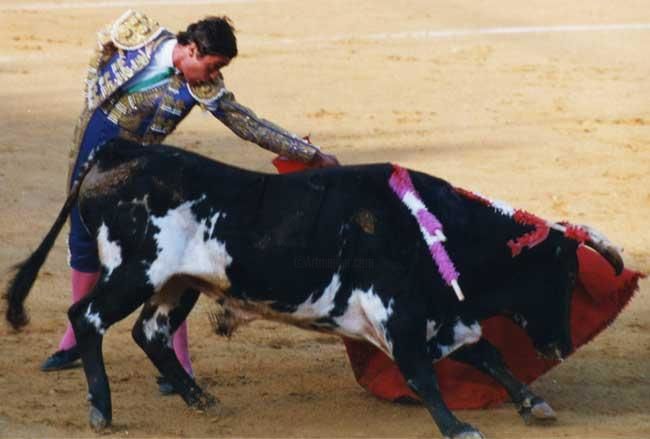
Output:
(187, 42), (198, 58)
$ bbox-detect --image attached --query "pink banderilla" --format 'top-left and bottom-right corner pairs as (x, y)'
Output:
(388, 165), (464, 301)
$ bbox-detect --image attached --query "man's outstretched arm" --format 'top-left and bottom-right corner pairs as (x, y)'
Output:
(211, 91), (339, 167)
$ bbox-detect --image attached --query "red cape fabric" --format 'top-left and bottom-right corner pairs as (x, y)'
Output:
(272, 157), (644, 409)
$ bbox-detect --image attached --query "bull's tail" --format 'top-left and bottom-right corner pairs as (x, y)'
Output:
(5, 148), (101, 330)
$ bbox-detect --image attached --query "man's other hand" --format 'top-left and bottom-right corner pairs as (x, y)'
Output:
(310, 151), (340, 168)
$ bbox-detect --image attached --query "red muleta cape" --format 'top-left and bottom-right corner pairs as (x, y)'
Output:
(272, 156), (644, 409)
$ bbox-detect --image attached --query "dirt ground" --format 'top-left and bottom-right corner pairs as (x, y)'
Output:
(1, 1), (649, 437)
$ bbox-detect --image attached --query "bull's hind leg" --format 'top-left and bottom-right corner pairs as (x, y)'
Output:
(451, 338), (556, 424)
(132, 280), (217, 413)
(68, 269), (154, 431)
(391, 331), (484, 439)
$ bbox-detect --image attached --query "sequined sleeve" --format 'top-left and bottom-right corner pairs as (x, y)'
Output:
(212, 92), (318, 163)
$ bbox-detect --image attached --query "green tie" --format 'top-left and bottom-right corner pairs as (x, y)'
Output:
(125, 67), (175, 94)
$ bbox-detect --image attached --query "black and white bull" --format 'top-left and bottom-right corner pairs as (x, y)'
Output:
(5, 139), (623, 439)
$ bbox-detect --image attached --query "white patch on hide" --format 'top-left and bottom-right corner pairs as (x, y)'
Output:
(85, 304), (105, 335)
(491, 199), (515, 217)
(142, 304), (172, 346)
(439, 320), (482, 357)
(426, 319), (439, 341)
(334, 287), (394, 356)
(292, 273), (341, 319)
(454, 320), (482, 344)
(146, 201), (232, 290)
(97, 223), (122, 277)
(472, 191), (515, 217)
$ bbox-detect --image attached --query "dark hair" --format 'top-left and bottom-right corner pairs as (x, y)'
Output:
(177, 16), (238, 59)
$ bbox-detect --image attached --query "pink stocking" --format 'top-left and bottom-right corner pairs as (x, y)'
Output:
(58, 269), (100, 351)
(172, 320), (193, 376)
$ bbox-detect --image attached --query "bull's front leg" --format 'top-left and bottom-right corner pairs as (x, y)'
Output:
(392, 335), (484, 439)
(451, 339), (556, 424)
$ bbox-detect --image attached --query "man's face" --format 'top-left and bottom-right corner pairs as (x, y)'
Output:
(178, 42), (231, 84)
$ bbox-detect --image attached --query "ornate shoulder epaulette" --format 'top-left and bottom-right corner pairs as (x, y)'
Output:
(110, 9), (165, 50)
(188, 76), (228, 106)
(84, 11), (171, 111)
(88, 22), (117, 70)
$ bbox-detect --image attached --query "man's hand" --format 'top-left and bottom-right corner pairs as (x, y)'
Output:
(310, 150), (340, 168)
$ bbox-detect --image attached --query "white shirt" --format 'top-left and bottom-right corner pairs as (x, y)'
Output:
(122, 38), (176, 93)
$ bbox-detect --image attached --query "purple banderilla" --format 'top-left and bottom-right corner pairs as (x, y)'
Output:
(388, 165), (464, 301)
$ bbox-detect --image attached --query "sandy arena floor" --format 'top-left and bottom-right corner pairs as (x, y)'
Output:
(1, 1), (649, 437)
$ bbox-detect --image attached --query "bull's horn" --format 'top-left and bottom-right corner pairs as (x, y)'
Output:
(555, 222), (625, 276)
(585, 238), (624, 276)
(576, 224), (624, 276)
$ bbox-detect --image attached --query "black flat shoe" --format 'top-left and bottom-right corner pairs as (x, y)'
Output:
(41, 347), (81, 372)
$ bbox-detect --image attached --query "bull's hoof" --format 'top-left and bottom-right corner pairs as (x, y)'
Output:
(519, 398), (557, 424)
(531, 400), (556, 420)
(449, 432), (484, 439)
(89, 405), (111, 431)
(445, 423), (485, 439)
(191, 392), (222, 416)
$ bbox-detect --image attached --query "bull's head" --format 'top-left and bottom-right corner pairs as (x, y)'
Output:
(516, 299), (573, 362)
(508, 246), (578, 361)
